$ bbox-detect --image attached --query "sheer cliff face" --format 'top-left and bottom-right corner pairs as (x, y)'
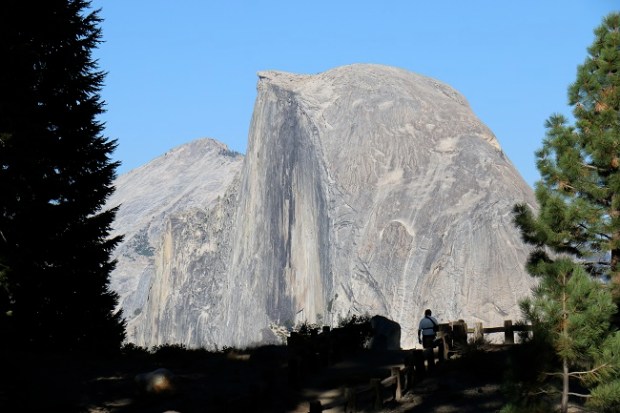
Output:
(110, 64), (537, 349)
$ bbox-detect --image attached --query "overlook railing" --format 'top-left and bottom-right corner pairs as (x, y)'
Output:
(289, 319), (532, 412)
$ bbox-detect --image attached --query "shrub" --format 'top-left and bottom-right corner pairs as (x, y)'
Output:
(120, 342), (149, 357)
(336, 314), (373, 351)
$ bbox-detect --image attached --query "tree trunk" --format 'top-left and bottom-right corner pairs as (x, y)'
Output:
(610, 246), (620, 297)
(610, 192), (620, 296)
(561, 357), (569, 413)
(561, 272), (569, 413)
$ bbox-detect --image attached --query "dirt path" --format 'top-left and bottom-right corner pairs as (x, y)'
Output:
(289, 349), (409, 412)
(288, 348), (509, 413)
(2, 346), (514, 413)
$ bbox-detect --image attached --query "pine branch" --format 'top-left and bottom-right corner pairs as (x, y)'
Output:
(529, 386), (592, 399)
(567, 392), (592, 398)
(582, 259), (611, 266)
(580, 162), (604, 171)
(531, 388), (559, 396)
(568, 363), (609, 378)
(544, 363), (609, 379)
(558, 182), (577, 192)
(580, 225), (612, 241)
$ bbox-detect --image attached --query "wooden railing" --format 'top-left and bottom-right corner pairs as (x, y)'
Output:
(308, 364), (410, 413)
(294, 319), (531, 412)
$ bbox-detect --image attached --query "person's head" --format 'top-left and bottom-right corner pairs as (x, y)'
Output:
(425, 309), (432, 316)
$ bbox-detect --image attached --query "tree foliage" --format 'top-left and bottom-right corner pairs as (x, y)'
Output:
(511, 13), (620, 412)
(0, 0), (125, 353)
(518, 260), (620, 411)
(515, 13), (620, 288)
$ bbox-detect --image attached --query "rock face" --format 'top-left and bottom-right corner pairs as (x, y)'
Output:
(370, 315), (401, 351)
(108, 64), (537, 349)
(107, 138), (243, 345)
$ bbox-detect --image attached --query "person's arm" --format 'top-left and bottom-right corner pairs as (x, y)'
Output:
(418, 328), (422, 343)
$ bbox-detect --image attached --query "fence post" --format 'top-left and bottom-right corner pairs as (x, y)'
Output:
(437, 335), (446, 363)
(344, 387), (356, 413)
(308, 400), (322, 413)
(504, 320), (514, 344)
(438, 324), (451, 360)
(474, 322), (484, 341)
(412, 349), (426, 379)
(391, 366), (402, 401)
(451, 321), (467, 350)
(318, 326), (330, 367)
(405, 351), (415, 388)
(288, 354), (302, 386)
(370, 378), (382, 410)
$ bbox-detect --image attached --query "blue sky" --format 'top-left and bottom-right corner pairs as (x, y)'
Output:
(92, 1), (618, 187)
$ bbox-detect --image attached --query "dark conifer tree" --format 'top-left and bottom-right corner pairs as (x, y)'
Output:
(0, 0), (125, 353)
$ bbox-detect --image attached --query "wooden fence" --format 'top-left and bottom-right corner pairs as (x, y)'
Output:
(308, 365), (409, 413)
(438, 319), (533, 360)
(293, 319), (532, 412)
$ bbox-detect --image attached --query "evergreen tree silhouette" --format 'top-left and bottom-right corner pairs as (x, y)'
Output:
(0, 0), (125, 353)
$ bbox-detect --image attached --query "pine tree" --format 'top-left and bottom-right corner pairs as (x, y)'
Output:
(507, 256), (620, 411)
(511, 13), (620, 412)
(0, 0), (125, 353)
(515, 13), (620, 291)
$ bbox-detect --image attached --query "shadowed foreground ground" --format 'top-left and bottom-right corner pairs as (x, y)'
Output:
(0, 345), (534, 412)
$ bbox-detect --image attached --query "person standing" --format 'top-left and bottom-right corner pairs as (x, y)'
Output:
(418, 309), (438, 349)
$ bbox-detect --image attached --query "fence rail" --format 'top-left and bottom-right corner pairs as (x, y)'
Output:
(309, 365), (408, 413)
(296, 319), (530, 412)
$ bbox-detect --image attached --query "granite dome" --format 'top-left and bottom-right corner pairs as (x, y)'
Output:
(108, 64), (536, 348)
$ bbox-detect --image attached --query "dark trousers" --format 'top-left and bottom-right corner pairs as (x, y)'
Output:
(422, 335), (436, 371)
(422, 335), (436, 349)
